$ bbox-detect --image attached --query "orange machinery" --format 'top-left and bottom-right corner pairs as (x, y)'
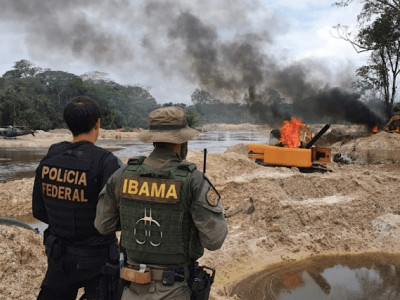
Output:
(383, 115), (400, 132)
(249, 124), (331, 168)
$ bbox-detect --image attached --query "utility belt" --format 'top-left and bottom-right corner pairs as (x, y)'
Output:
(121, 261), (215, 299)
(121, 263), (188, 285)
(64, 245), (110, 258)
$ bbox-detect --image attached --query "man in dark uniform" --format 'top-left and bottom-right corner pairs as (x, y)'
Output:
(32, 96), (122, 300)
(95, 106), (228, 299)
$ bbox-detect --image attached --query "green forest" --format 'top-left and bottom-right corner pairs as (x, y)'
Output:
(0, 60), (262, 131)
(0, 60), (398, 131)
(0, 60), (158, 130)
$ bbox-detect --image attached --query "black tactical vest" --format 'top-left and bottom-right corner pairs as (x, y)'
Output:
(119, 156), (203, 265)
(39, 142), (109, 240)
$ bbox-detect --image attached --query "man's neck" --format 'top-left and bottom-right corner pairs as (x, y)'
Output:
(72, 131), (97, 144)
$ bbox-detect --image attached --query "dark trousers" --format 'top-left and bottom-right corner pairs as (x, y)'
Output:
(37, 253), (106, 300)
(37, 245), (119, 300)
(37, 279), (97, 300)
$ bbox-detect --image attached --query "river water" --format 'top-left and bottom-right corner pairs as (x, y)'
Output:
(0, 130), (268, 183)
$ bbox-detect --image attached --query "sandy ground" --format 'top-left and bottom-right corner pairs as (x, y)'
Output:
(0, 128), (142, 149)
(1, 124), (400, 299)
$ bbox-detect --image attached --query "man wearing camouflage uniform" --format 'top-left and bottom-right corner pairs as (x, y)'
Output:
(95, 106), (227, 299)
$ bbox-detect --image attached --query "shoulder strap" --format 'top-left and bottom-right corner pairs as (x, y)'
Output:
(173, 162), (197, 179)
(95, 150), (116, 191)
(127, 156), (146, 166)
(177, 162), (197, 172)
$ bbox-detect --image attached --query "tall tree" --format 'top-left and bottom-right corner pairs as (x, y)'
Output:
(2, 60), (42, 79)
(191, 88), (215, 104)
(335, 0), (400, 118)
(0, 61), (160, 130)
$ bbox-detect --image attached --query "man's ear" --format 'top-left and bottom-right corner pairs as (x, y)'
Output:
(95, 118), (100, 130)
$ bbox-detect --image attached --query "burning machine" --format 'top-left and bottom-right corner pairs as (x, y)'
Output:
(248, 122), (331, 169)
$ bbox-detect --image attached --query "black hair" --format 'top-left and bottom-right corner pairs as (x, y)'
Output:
(63, 96), (101, 136)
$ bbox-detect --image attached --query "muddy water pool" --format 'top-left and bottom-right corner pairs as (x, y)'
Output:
(230, 253), (400, 300)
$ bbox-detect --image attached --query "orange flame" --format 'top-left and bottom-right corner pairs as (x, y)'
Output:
(371, 124), (378, 134)
(280, 117), (305, 148)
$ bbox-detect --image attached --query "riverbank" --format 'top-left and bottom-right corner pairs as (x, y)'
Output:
(0, 128), (142, 149)
(1, 125), (400, 299)
(0, 124), (273, 149)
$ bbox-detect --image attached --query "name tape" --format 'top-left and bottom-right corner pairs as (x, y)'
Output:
(41, 165), (88, 203)
(121, 176), (182, 204)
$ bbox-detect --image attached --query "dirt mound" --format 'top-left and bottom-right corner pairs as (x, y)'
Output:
(0, 128), (140, 149)
(0, 178), (34, 217)
(99, 128), (141, 140)
(329, 131), (400, 164)
(0, 225), (46, 300)
(316, 126), (370, 147)
(333, 131), (400, 151)
(1, 126), (400, 299)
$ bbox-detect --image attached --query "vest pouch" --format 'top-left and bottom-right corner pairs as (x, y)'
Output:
(44, 233), (62, 259)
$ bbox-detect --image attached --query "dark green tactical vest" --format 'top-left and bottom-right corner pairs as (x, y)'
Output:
(119, 156), (204, 265)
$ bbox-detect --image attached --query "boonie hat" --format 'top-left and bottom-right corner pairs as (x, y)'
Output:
(138, 106), (199, 144)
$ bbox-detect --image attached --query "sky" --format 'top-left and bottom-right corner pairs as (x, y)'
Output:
(0, 0), (368, 105)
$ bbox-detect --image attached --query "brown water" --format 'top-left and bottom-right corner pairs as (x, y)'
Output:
(0, 130), (267, 182)
(230, 253), (400, 300)
(0, 148), (46, 182)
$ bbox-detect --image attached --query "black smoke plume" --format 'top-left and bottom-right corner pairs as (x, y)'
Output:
(293, 88), (384, 128)
(160, 8), (384, 128)
(0, 0), (384, 127)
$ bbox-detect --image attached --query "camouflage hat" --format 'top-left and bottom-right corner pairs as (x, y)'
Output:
(138, 106), (199, 144)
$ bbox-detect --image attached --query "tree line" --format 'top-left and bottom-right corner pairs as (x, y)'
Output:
(0, 60), (160, 130)
(1, 60), (399, 131)
(0, 60), (266, 131)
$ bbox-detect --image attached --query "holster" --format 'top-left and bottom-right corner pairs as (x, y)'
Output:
(44, 230), (62, 259)
(189, 263), (215, 300)
(94, 245), (121, 300)
(95, 262), (121, 300)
